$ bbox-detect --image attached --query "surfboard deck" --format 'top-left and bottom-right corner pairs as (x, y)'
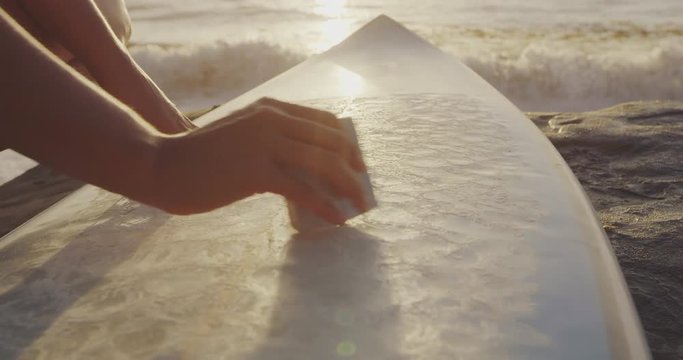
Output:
(0, 15), (649, 359)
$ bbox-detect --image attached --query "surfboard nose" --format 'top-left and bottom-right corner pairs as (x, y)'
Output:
(327, 14), (436, 54)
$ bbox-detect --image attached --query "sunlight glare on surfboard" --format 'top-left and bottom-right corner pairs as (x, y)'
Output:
(333, 66), (365, 97)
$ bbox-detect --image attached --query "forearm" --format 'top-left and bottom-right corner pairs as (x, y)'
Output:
(1, 6), (369, 221)
(0, 9), (166, 208)
(18, 0), (193, 134)
(88, 53), (196, 133)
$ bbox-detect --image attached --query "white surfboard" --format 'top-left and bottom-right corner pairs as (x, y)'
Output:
(0, 15), (649, 359)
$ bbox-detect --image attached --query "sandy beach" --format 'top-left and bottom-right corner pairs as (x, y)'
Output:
(529, 101), (683, 360)
(1, 101), (680, 359)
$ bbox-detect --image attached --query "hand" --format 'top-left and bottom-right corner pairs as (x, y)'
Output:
(153, 98), (368, 224)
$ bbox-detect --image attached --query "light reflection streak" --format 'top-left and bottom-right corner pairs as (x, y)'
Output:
(333, 66), (365, 96)
(312, 0), (353, 52)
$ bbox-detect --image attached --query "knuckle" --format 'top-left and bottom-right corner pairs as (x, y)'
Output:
(319, 111), (340, 125)
(255, 106), (280, 123)
(320, 110), (336, 119)
(257, 97), (275, 105)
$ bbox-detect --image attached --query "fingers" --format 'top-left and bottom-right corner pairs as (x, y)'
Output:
(277, 116), (366, 172)
(273, 137), (368, 214)
(207, 98), (369, 218)
(209, 100), (366, 174)
(257, 97), (341, 130)
(269, 169), (347, 225)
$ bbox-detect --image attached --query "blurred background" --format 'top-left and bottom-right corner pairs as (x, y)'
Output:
(126, 0), (683, 112)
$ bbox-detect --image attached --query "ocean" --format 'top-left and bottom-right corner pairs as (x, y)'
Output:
(126, 0), (683, 112)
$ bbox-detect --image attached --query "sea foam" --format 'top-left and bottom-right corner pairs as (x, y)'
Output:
(465, 37), (683, 111)
(130, 24), (683, 113)
(130, 41), (305, 112)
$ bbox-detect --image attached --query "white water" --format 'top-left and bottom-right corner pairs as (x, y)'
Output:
(127, 0), (683, 112)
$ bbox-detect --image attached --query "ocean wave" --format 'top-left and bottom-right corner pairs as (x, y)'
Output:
(420, 22), (683, 43)
(464, 37), (683, 111)
(130, 29), (683, 112)
(130, 41), (305, 111)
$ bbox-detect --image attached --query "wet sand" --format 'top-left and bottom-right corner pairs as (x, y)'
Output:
(0, 101), (681, 359)
(529, 101), (683, 360)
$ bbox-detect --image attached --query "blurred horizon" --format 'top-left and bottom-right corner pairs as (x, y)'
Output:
(126, 0), (683, 113)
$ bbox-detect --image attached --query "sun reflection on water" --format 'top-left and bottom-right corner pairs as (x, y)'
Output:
(314, 0), (347, 17)
(315, 19), (354, 52)
(312, 0), (354, 52)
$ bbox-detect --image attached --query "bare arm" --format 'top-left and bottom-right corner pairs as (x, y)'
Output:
(0, 8), (367, 221)
(17, 0), (194, 134)
(0, 7), (162, 204)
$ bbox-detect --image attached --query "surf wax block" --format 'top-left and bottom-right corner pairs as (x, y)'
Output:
(288, 117), (377, 232)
